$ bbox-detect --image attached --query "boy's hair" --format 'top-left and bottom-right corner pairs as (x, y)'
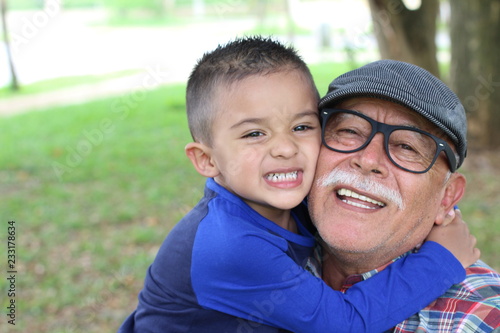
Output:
(186, 36), (319, 145)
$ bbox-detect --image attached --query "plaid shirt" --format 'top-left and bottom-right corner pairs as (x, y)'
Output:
(307, 250), (500, 332)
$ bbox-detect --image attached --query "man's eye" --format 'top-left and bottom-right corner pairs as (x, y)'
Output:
(336, 127), (360, 136)
(400, 143), (416, 152)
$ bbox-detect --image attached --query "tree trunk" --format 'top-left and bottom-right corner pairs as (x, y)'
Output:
(1, 0), (19, 91)
(284, 0), (295, 42)
(450, 0), (500, 149)
(368, 0), (440, 77)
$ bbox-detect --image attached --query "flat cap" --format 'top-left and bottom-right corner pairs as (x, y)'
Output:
(319, 60), (467, 169)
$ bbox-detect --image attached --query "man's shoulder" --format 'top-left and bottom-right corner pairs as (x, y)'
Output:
(392, 260), (500, 332)
(438, 260), (500, 311)
(455, 260), (500, 302)
(428, 260), (499, 330)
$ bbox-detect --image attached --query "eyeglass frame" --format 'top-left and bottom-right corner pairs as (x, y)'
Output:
(320, 108), (458, 174)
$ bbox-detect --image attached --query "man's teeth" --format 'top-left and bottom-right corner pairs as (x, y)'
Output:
(266, 171), (298, 182)
(337, 188), (385, 208)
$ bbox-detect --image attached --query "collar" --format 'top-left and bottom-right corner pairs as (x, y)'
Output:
(341, 251), (413, 291)
(311, 242), (415, 292)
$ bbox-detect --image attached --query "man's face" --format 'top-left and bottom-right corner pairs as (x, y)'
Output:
(308, 97), (455, 261)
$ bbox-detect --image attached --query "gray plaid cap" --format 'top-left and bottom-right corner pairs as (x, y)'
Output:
(319, 59), (467, 169)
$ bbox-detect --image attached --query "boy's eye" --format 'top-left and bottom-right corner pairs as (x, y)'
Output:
(242, 131), (263, 138)
(293, 125), (312, 132)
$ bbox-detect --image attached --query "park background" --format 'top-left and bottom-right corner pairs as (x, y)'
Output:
(0, 0), (499, 331)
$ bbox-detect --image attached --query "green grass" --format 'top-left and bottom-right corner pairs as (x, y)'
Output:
(102, 12), (197, 27)
(244, 17), (312, 36)
(0, 69), (142, 98)
(1, 83), (203, 331)
(0, 62), (499, 331)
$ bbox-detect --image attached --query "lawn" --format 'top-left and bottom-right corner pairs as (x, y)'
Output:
(0, 62), (499, 332)
(0, 69), (142, 98)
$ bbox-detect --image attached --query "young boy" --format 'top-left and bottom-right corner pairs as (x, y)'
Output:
(120, 36), (478, 332)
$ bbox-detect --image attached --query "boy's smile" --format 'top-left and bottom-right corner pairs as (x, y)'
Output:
(208, 70), (320, 225)
(264, 169), (301, 188)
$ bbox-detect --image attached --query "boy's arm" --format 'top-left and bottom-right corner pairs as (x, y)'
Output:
(426, 208), (480, 268)
(342, 241), (464, 331)
(121, 202), (478, 332)
(190, 214), (477, 333)
(336, 209), (479, 331)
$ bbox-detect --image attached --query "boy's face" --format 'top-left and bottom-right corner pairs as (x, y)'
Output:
(209, 70), (320, 220)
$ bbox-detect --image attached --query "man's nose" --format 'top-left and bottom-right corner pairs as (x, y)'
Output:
(349, 133), (389, 176)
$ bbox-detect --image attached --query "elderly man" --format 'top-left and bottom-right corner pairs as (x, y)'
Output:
(308, 60), (500, 332)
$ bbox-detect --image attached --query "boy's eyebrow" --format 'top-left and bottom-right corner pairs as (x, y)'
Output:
(230, 110), (319, 130)
(294, 110), (320, 119)
(229, 117), (265, 129)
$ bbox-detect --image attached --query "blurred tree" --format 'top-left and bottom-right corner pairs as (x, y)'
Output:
(368, 0), (500, 149)
(284, 0), (294, 41)
(104, 0), (166, 19)
(450, 0), (500, 149)
(367, 0), (440, 77)
(1, 0), (19, 91)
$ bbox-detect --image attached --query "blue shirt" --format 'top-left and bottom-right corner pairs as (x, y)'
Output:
(120, 178), (465, 333)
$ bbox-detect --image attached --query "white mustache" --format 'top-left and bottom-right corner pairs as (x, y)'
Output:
(317, 169), (405, 210)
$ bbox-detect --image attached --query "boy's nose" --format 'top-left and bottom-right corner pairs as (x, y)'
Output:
(270, 135), (299, 159)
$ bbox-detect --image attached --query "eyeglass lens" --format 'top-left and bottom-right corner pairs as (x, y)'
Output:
(323, 112), (438, 173)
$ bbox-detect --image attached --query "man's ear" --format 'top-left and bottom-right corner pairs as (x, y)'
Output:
(435, 173), (466, 225)
(185, 142), (220, 178)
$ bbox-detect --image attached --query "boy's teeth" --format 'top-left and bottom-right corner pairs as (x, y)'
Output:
(267, 171), (298, 182)
(337, 188), (385, 207)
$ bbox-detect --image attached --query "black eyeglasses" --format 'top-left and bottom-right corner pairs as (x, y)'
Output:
(320, 109), (457, 174)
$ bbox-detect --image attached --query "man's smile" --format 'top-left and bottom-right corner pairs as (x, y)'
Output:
(336, 188), (386, 210)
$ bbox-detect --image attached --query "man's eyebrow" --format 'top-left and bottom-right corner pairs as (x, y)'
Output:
(351, 108), (421, 129)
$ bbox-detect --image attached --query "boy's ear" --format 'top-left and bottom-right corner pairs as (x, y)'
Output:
(185, 142), (220, 178)
(435, 173), (466, 225)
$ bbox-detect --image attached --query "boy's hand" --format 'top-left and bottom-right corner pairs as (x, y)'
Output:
(426, 208), (480, 269)
(439, 206), (458, 226)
